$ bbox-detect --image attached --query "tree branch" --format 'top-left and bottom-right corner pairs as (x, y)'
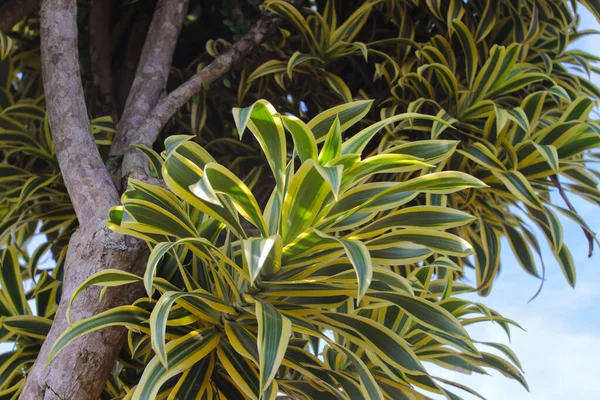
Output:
(109, 0), (189, 162)
(39, 0), (119, 227)
(120, 9), (283, 181)
(0, 0), (39, 32)
(20, 228), (147, 400)
(89, 0), (118, 121)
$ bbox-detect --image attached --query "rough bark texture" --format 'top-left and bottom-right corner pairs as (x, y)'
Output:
(38, 0), (119, 227)
(20, 1), (147, 398)
(90, 0), (117, 121)
(110, 0), (189, 158)
(120, 10), (282, 181)
(21, 228), (147, 400)
(0, 0), (40, 32)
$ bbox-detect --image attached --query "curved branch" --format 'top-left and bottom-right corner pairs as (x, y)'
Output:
(120, 9), (283, 179)
(0, 0), (40, 32)
(109, 0), (189, 160)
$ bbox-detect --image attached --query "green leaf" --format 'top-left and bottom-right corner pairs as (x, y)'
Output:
(0, 247), (28, 316)
(217, 340), (260, 399)
(556, 245), (576, 287)
(334, 345), (385, 400)
(49, 306), (151, 364)
(367, 292), (470, 339)
(191, 163), (268, 236)
(384, 140), (458, 164)
(168, 354), (215, 400)
(281, 115), (318, 163)
(284, 228), (373, 302)
(150, 290), (234, 368)
(319, 312), (427, 375)
(331, 0), (382, 43)
(504, 224), (540, 278)
(287, 52), (321, 78)
(133, 144), (164, 179)
(243, 235), (283, 285)
(366, 229), (474, 257)
(67, 269), (142, 324)
(247, 60), (288, 82)
(263, 1), (319, 53)
(251, 296), (291, 396)
(459, 143), (506, 171)
(2, 316), (52, 339)
(233, 100), (286, 196)
(531, 142), (559, 173)
(492, 170), (543, 209)
(354, 206), (476, 238)
(132, 328), (220, 400)
(318, 116), (342, 165)
(451, 19), (478, 87)
(342, 112), (453, 155)
(308, 100), (373, 141)
(281, 161), (330, 244)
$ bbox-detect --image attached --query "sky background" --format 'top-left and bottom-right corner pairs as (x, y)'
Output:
(428, 7), (600, 399)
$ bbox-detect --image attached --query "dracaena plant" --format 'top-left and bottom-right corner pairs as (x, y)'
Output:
(47, 101), (526, 399)
(233, 0), (600, 296)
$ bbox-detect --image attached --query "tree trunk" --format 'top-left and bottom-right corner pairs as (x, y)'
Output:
(20, 1), (147, 398)
(21, 228), (147, 400)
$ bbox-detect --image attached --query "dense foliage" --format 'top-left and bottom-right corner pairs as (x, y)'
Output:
(0, 0), (599, 398)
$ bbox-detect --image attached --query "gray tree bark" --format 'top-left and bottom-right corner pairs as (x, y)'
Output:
(110, 0), (190, 160)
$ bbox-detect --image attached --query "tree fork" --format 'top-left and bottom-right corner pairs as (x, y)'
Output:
(20, 1), (147, 398)
(120, 7), (284, 183)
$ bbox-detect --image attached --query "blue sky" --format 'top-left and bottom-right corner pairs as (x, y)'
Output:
(428, 7), (600, 399)
(429, 194), (600, 399)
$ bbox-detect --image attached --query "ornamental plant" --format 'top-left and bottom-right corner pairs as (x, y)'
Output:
(49, 101), (526, 399)
(237, 0), (600, 294)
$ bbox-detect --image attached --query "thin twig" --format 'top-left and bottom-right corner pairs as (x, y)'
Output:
(550, 174), (594, 257)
